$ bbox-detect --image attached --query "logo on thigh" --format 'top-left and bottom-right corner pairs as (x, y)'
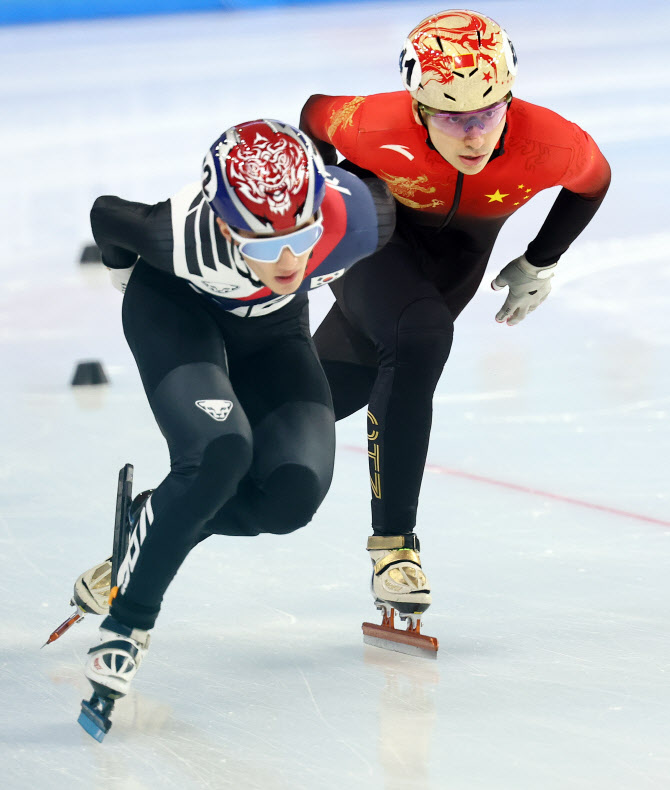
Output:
(195, 399), (234, 421)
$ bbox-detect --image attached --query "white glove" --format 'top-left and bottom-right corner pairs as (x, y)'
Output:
(491, 254), (557, 326)
(107, 264), (135, 294)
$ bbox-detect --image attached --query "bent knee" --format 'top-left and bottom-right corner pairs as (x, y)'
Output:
(174, 433), (254, 522)
(261, 465), (326, 535)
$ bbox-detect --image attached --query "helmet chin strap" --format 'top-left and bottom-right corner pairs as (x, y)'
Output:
(490, 94), (513, 162)
(416, 105), (437, 152)
(490, 121), (509, 162)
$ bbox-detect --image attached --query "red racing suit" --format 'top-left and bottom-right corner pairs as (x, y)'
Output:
(301, 90), (611, 535)
(301, 91), (610, 316)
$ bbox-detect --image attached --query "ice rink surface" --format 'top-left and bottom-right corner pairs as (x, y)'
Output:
(1, 0), (669, 787)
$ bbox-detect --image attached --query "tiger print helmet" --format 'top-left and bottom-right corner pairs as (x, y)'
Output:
(201, 120), (327, 234)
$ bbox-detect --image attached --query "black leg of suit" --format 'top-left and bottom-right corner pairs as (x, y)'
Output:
(111, 262), (334, 630)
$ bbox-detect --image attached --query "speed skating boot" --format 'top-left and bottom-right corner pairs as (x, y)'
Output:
(362, 534), (438, 658)
(78, 615), (151, 742)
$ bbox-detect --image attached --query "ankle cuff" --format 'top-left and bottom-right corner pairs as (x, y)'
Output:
(367, 533), (420, 552)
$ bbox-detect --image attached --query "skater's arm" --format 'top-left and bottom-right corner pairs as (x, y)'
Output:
(364, 176), (396, 253)
(300, 94), (339, 164)
(326, 166), (395, 260)
(300, 94), (363, 166)
(491, 175), (610, 325)
(525, 127), (611, 267)
(491, 122), (610, 325)
(330, 160), (396, 253)
(90, 196), (173, 270)
(524, 183), (609, 267)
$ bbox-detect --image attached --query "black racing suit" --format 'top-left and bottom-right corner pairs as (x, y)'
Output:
(91, 168), (395, 630)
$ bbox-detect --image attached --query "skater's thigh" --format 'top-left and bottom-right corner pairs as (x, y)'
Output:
(122, 261), (252, 465)
(231, 333), (335, 482)
(313, 302), (377, 420)
(335, 237), (445, 348)
(231, 322), (333, 423)
(122, 261), (228, 395)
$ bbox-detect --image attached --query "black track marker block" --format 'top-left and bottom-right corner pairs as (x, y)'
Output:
(71, 360), (109, 386)
(79, 243), (102, 264)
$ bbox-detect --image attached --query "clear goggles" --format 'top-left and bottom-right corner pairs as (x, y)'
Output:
(228, 213), (324, 264)
(419, 96), (510, 138)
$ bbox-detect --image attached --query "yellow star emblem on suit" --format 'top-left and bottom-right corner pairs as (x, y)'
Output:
(485, 189), (509, 203)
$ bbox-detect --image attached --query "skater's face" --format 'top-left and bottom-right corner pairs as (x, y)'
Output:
(216, 215), (322, 295)
(412, 99), (507, 175)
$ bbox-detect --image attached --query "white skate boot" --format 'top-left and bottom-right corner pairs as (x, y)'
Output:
(85, 615), (151, 700)
(79, 615), (151, 741)
(362, 534), (438, 658)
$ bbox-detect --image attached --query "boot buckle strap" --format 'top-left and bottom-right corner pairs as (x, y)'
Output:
(367, 534), (420, 551)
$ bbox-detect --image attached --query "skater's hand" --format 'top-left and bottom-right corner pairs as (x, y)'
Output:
(491, 255), (557, 326)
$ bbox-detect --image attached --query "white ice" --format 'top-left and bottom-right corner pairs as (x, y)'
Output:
(1, 1), (669, 788)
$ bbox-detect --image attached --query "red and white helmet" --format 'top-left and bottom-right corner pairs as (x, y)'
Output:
(399, 9), (518, 112)
(201, 119), (327, 234)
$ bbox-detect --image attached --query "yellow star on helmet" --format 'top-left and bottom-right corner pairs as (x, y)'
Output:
(485, 189), (509, 203)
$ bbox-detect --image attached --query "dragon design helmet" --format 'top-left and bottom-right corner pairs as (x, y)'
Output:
(399, 9), (518, 111)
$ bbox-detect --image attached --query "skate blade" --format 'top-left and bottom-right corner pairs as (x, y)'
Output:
(78, 696), (114, 742)
(362, 621), (438, 659)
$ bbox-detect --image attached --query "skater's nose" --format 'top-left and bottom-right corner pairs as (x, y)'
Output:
(277, 247), (301, 267)
(464, 129), (486, 149)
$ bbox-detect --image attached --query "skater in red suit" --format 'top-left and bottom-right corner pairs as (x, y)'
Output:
(300, 9), (611, 646)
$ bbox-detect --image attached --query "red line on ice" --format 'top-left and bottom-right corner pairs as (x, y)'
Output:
(341, 445), (670, 528)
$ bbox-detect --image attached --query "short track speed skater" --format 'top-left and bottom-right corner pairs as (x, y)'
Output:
(362, 534), (438, 659)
